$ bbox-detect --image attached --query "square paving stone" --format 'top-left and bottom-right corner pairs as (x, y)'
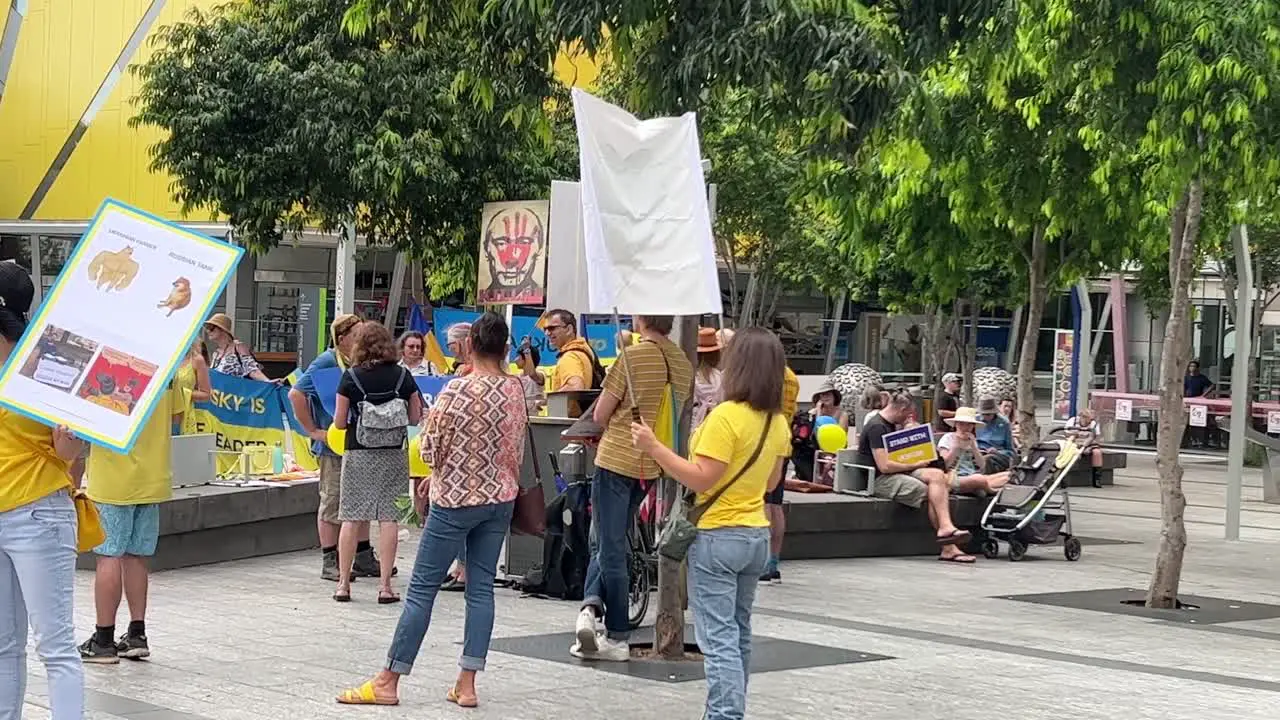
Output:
(489, 625), (891, 683)
(999, 587), (1280, 625)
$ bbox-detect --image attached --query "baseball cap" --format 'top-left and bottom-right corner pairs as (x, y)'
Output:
(0, 260), (34, 342)
(942, 372), (962, 384)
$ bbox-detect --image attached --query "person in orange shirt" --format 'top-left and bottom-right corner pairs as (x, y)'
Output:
(760, 364), (800, 583)
(543, 309), (599, 392)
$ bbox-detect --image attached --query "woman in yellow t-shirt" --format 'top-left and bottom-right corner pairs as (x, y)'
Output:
(630, 327), (790, 720)
(173, 338), (212, 435)
(0, 262), (88, 720)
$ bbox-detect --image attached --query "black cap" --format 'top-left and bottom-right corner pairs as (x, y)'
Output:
(0, 260), (34, 342)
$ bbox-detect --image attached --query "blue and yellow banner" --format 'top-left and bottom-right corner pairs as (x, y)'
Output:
(185, 371), (319, 474)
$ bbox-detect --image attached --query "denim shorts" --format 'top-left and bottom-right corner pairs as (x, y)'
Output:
(94, 503), (161, 558)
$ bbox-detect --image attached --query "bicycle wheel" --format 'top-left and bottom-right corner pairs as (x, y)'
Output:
(627, 524), (652, 630)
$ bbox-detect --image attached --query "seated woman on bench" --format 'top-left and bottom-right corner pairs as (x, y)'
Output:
(939, 407), (1012, 495)
(1064, 408), (1106, 488)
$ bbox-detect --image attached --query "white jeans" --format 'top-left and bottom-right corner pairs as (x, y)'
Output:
(0, 491), (82, 720)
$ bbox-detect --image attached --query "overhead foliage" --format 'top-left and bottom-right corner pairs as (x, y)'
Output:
(132, 0), (575, 298)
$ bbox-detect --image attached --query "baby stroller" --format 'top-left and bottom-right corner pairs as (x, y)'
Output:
(978, 439), (1083, 562)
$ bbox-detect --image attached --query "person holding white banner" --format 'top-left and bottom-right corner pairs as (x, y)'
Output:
(572, 315), (693, 661)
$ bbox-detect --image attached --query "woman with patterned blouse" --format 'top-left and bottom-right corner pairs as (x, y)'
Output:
(337, 311), (525, 709)
(203, 313), (273, 382)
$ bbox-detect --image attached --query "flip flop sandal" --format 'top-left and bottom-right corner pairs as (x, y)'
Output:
(935, 530), (972, 546)
(333, 591), (352, 603)
(441, 578), (466, 592)
(447, 687), (478, 708)
(939, 554), (977, 564)
(336, 680), (398, 706)
(378, 591), (401, 605)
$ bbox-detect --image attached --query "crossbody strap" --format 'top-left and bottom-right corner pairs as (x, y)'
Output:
(688, 413), (775, 523)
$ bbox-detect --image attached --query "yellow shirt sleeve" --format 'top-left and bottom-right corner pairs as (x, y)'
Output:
(781, 368), (800, 418)
(692, 405), (736, 464)
(768, 413), (791, 457)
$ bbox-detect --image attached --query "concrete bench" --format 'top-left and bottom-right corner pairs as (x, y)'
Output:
(780, 492), (989, 560)
(1061, 450), (1127, 487)
(77, 482), (321, 572)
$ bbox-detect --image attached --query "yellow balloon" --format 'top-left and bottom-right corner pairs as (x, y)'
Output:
(326, 424), (346, 456)
(815, 423), (848, 454)
(408, 434), (431, 477)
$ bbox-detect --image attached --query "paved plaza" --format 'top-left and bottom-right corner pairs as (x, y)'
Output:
(21, 453), (1280, 720)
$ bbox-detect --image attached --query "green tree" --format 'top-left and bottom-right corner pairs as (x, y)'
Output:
(1015, 0), (1280, 607)
(132, 0), (574, 299)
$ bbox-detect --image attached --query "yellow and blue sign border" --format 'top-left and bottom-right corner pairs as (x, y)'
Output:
(0, 198), (244, 454)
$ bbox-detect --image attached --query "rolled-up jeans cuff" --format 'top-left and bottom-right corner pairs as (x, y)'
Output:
(385, 657), (414, 675)
(581, 596), (603, 615)
(459, 654), (486, 672)
(606, 630), (630, 642)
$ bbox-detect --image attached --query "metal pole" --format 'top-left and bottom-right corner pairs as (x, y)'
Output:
(1226, 224), (1252, 541)
(824, 292), (846, 373)
(335, 219), (356, 315)
(1075, 279), (1093, 414)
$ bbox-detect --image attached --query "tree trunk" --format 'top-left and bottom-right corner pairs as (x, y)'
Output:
(824, 292), (847, 372)
(1147, 179), (1202, 609)
(741, 270), (759, 327)
(962, 299), (979, 405)
(1016, 226), (1048, 448)
(1005, 305), (1024, 373)
(655, 316), (700, 657)
(927, 305), (952, 421)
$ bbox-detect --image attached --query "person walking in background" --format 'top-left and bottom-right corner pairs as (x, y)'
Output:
(630, 327), (791, 720)
(78, 382), (182, 664)
(172, 337), (212, 435)
(398, 331), (437, 376)
(692, 327), (725, 431)
(332, 323), (423, 604)
(934, 373), (962, 433)
(203, 312), (274, 382)
(446, 323), (474, 376)
(572, 314), (693, 662)
(336, 312), (525, 709)
(0, 261), (87, 720)
(760, 359), (798, 584)
(290, 314), (389, 582)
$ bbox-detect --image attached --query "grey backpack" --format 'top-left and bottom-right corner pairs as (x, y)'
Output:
(350, 367), (410, 448)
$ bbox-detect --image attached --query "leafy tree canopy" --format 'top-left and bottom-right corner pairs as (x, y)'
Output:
(132, 0), (575, 298)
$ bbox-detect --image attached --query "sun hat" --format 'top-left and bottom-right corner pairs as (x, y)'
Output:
(697, 327), (722, 353)
(812, 379), (843, 407)
(978, 396), (1000, 414)
(203, 312), (235, 337)
(945, 406), (986, 427)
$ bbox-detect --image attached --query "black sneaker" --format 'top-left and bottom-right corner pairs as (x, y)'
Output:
(770, 569), (783, 585)
(116, 633), (150, 660)
(79, 636), (119, 665)
(352, 548), (397, 578)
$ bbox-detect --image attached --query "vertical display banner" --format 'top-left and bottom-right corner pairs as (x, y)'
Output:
(0, 199), (243, 452)
(476, 200), (549, 305)
(1188, 403), (1208, 428)
(1051, 330), (1075, 422)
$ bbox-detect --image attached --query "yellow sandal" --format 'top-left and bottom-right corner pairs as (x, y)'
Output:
(447, 686), (478, 708)
(336, 680), (399, 706)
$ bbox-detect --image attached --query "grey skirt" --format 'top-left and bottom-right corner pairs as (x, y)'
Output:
(338, 448), (408, 523)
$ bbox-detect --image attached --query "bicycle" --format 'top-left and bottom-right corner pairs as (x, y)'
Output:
(626, 478), (662, 629)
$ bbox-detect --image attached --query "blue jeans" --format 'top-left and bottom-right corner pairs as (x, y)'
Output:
(688, 527), (770, 720)
(386, 501), (513, 673)
(582, 468), (646, 639)
(0, 492), (82, 720)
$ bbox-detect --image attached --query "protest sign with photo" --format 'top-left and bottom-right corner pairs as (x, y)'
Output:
(476, 200), (549, 305)
(0, 199), (242, 452)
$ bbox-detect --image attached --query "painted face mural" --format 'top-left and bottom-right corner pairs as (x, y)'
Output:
(478, 204), (546, 304)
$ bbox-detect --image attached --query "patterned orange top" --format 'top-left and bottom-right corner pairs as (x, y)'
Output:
(421, 374), (527, 508)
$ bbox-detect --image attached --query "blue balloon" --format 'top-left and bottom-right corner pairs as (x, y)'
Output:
(814, 415), (837, 428)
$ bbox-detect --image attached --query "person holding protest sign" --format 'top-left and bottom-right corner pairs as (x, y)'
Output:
(332, 323), (423, 603)
(289, 314), (390, 583)
(0, 261), (88, 720)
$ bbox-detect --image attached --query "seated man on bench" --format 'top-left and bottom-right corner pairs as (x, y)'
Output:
(939, 406), (1012, 495)
(858, 391), (976, 563)
(1064, 408), (1105, 488)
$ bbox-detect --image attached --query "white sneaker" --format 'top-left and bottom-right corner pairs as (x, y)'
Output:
(574, 608), (599, 653)
(569, 640), (598, 659)
(596, 636), (630, 662)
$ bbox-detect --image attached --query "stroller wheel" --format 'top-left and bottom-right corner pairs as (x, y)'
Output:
(980, 538), (1000, 559)
(1064, 536), (1083, 562)
(1007, 539), (1028, 562)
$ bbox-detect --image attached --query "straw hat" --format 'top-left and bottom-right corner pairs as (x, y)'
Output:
(697, 327), (722, 353)
(945, 406), (986, 426)
(203, 313), (235, 337)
